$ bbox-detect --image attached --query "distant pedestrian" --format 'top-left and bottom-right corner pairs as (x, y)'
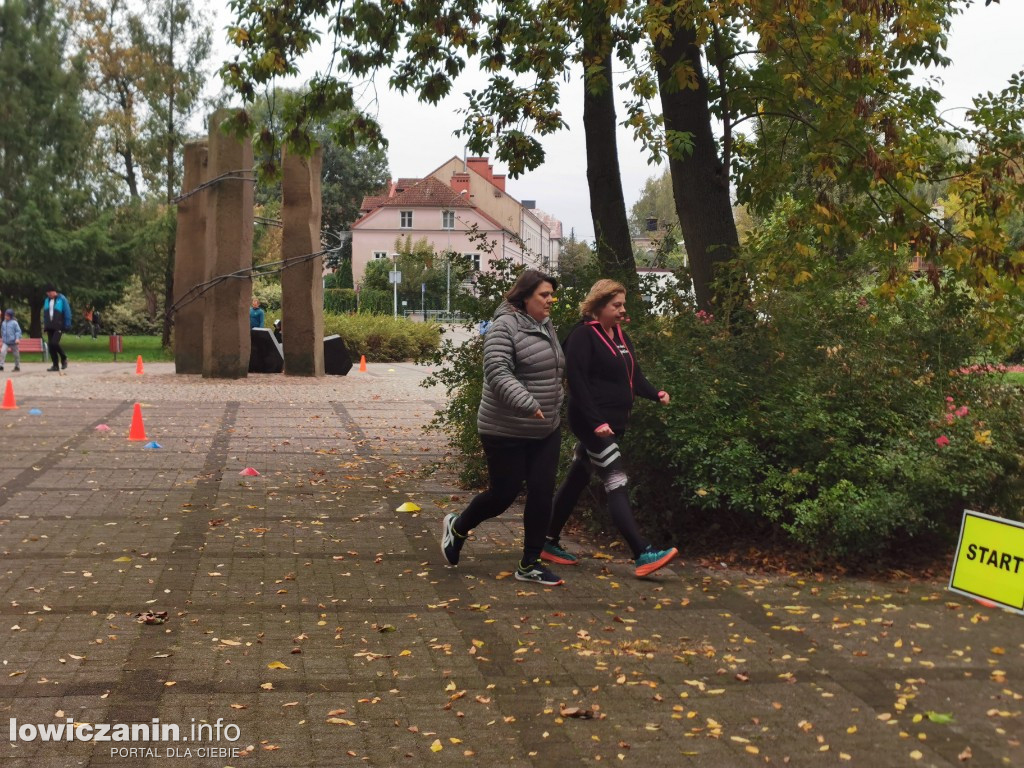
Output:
(0, 309), (22, 372)
(544, 279), (677, 578)
(91, 309), (101, 339)
(441, 269), (567, 585)
(41, 284), (71, 372)
(250, 298), (265, 329)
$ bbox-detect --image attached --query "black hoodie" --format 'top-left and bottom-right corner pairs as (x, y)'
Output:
(563, 319), (660, 434)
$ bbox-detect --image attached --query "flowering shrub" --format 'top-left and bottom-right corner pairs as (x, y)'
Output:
(624, 278), (1024, 563)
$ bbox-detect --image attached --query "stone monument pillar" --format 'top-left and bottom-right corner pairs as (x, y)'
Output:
(280, 145), (325, 377)
(202, 109), (254, 379)
(172, 140), (208, 374)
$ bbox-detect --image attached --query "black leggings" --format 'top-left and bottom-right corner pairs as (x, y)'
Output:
(453, 429), (561, 565)
(549, 428), (651, 559)
(46, 330), (66, 367)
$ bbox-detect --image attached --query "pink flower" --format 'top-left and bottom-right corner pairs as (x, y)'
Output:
(955, 406), (969, 418)
(945, 396), (954, 403)
(935, 435), (950, 447)
(945, 413), (954, 424)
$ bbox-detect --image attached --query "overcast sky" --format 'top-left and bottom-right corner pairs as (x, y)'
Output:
(208, 2), (1023, 240)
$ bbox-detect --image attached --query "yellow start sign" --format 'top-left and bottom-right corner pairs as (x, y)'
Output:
(949, 510), (1024, 614)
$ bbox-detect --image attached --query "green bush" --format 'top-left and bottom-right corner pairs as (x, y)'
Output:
(322, 313), (440, 362)
(423, 331), (488, 485)
(253, 280), (282, 311)
(104, 276), (162, 335)
(324, 288), (357, 314)
(624, 279), (1024, 564)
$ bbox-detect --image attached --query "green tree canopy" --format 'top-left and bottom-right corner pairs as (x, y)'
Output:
(0, 0), (133, 334)
(222, 0), (1023, 321)
(72, 0), (212, 343)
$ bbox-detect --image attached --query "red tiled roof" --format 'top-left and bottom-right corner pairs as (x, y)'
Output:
(359, 192), (391, 211)
(379, 177), (475, 209)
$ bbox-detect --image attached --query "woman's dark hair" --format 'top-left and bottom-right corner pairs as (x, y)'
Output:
(505, 269), (558, 310)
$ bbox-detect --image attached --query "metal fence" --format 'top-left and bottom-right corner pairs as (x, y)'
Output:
(402, 310), (466, 323)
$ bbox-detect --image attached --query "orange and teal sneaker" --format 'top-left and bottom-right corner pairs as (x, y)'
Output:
(541, 540), (579, 565)
(635, 546), (677, 578)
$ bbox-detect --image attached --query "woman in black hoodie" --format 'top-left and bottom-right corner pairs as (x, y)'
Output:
(543, 279), (678, 577)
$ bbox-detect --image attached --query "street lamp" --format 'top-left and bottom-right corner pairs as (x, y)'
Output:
(390, 253), (400, 318)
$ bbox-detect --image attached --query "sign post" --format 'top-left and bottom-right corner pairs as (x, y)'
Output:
(389, 263), (401, 319)
(949, 509), (1024, 614)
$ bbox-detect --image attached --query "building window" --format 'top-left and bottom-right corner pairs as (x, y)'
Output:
(400, 211), (413, 228)
(465, 253), (481, 271)
(442, 210), (455, 230)
(373, 251), (389, 260)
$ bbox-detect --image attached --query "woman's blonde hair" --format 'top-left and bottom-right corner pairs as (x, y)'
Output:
(580, 279), (626, 318)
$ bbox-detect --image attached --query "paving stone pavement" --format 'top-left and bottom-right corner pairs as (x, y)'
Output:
(1, 361), (1021, 768)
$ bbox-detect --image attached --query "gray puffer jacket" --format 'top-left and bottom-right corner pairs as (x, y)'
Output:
(477, 301), (565, 439)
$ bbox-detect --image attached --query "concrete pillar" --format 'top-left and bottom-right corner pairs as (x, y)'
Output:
(173, 140), (208, 374)
(280, 146), (325, 377)
(202, 109), (254, 379)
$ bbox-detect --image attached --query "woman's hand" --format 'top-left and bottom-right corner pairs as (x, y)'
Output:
(594, 424), (614, 437)
(658, 390), (671, 405)
(532, 408), (545, 419)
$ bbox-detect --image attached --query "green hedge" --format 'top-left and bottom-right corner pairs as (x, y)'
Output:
(322, 313), (440, 362)
(324, 287), (392, 314)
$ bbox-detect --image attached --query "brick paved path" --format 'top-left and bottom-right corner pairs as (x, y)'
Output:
(1, 362), (1021, 767)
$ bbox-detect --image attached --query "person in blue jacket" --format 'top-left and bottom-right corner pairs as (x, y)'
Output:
(41, 284), (72, 372)
(1, 309), (22, 372)
(250, 298), (266, 329)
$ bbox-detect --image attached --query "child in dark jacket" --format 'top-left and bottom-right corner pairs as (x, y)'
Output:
(544, 279), (678, 578)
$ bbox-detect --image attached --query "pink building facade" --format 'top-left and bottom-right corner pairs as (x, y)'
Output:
(350, 158), (562, 287)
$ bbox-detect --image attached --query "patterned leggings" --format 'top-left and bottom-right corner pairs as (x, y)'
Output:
(548, 429), (651, 559)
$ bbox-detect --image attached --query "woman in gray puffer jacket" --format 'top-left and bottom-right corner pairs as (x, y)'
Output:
(441, 269), (567, 585)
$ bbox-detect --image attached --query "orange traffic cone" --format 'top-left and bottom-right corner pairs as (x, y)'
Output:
(128, 403), (147, 440)
(359, 355), (367, 373)
(136, 355), (144, 375)
(1, 379), (16, 410)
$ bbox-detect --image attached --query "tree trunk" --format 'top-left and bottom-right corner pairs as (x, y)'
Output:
(582, 3), (637, 292)
(120, 148), (140, 199)
(655, 21), (739, 311)
(144, 286), (158, 318)
(117, 83), (141, 199)
(162, 236), (175, 347)
(162, 0), (177, 349)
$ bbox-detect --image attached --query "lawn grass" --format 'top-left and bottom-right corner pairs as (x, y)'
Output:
(1003, 371), (1024, 387)
(57, 335), (174, 363)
